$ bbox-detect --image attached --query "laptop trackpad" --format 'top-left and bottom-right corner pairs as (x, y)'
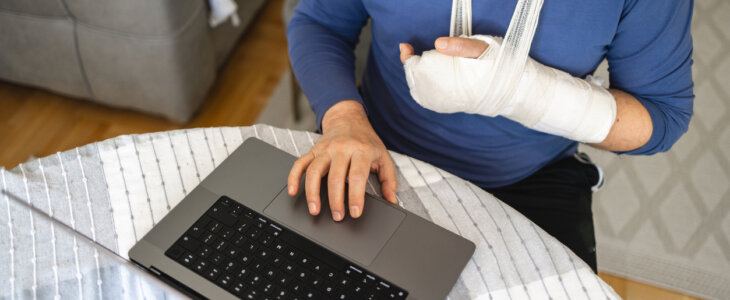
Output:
(264, 185), (405, 267)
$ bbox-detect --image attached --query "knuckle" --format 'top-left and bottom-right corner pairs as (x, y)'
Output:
(348, 173), (366, 183)
(305, 168), (319, 178)
(328, 175), (345, 186)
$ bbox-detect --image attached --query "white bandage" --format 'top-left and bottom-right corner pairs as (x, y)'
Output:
(404, 35), (616, 143)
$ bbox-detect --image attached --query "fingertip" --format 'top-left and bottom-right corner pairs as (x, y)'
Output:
(332, 210), (343, 222)
(435, 37), (448, 50)
(308, 202), (319, 215)
(350, 205), (361, 218)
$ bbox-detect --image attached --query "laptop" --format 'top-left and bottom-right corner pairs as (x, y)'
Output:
(129, 137), (475, 299)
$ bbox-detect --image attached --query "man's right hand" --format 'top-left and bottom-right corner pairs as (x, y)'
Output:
(287, 100), (398, 221)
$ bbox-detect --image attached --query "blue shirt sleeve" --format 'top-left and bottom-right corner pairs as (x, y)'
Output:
(286, 0), (369, 128)
(607, 0), (695, 155)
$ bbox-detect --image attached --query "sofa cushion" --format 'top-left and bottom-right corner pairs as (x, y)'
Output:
(0, 12), (89, 98)
(0, 0), (67, 17)
(64, 0), (201, 36)
(75, 7), (215, 122)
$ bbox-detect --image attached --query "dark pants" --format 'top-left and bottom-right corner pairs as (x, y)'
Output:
(485, 153), (600, 273)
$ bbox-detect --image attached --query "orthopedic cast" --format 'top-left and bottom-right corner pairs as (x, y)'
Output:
(403, 35), (616, 143)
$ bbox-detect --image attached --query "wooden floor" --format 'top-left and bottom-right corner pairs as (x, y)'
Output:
(0, 0), (703, 299)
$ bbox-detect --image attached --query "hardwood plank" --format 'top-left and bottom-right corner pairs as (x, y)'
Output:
(599, 272), (701, 300)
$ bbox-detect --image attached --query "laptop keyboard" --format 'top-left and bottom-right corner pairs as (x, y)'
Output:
(164, 196), (408, 299)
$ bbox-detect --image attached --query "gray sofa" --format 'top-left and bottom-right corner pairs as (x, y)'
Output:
(0, 0), (266, 122)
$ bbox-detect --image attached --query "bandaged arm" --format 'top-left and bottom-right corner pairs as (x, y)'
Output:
(405, 35), (616, 143)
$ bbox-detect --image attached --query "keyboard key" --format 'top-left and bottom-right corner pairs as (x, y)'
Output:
(213, 239), (228, 252)
(236, 267), (250, 279)
(193, 260), (209, 274)
(272, 241), (285, 252)
(274, 288), (288, 299)
(221, 228), (235, 240)
(285, 248), (298, 260)
(220, 196), (234, 206)
(309, 262), (324, 274)
(283, 262), (296, 273)
(263, 265), (277, 279)
(165, 245), (185, 260)
(290, 281), (304, 294)
(254, 217), (267, 229)
(256, 249), (270, 260)
(187, 220), (208, 238)
(223, 260), (238, 273)
(178, 252), (196, 267)
(243, 209), (256, 220)
(298, 255), (312, 267)
(225, 245), (240, 258)
(240, 254), (253, 265)
(270, 256), (284, 267)
(262, 282), (276, 295)
(202, 232), (216, 245)
(235, 220), (250, 233)
(349, 284), (366, 297)
(302, 289), (322, 299)
(197, 245), (213, 259)
(243, 289), (260, 300)
(205, 267), (221, 281)
(247, 274), (263, 287)
(210, 253), (224, 265)
(276, 274), (293, 286)
(231, 204), (243, 216)
(322, 284), (337, 297)
(178, 235), (200, 252)
(247, 228), (262, 240)
(309, 276), (324, 290)
(208, 204), (238, 226)
(360, 273), (378, 288)
(230, 280), (246, 297)
(207, 221), (223, 233)
(338, 277), (351, 289)
(217, 274), (233, 288)
(259, 233), (274, 246)
(242, 240), (258, 253)
(232, 234), (246, 247)
(295, 268), (310, 281)
(344, 265), (363, 279)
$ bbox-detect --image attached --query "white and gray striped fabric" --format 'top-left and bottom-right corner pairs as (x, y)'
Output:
(0, 124), (619, 299)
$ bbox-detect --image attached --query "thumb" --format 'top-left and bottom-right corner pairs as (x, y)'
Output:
(435, 37), (488, 59)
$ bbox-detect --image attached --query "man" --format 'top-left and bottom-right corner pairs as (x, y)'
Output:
(285, 0), (694, 272)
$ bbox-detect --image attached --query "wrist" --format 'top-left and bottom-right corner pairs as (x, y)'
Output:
(321, 100), (368, 133)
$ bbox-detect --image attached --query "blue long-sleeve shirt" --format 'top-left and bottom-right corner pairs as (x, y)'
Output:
(287, 0), (694, 188)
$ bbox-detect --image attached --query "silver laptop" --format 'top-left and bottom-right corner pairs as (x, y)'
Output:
(129, 137), (474, 299)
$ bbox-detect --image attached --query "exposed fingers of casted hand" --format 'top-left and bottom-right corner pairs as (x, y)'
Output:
(434, 37), (488, 59)
(399, 43), (415, 64)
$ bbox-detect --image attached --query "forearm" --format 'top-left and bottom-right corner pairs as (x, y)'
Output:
(589, 89), (652, 152)
(287, 11), (365, 127)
